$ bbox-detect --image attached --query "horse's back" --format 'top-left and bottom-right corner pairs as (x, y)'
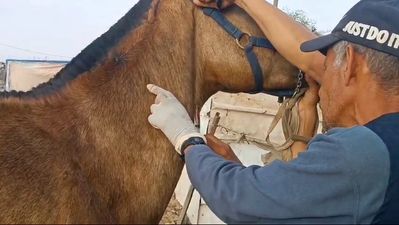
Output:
(0, 100), (113, 223)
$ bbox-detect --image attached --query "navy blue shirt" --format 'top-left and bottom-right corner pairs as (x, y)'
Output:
(366, 113), (399, 224)
(185, 113), (399, 224)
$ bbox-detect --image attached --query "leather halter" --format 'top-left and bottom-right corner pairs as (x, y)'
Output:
(202, 5), (296, 98)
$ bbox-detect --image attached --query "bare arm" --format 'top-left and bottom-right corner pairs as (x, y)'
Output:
(235, 0), (325, 83)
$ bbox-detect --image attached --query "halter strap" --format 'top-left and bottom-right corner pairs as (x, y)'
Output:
(202, 7), (295, 97)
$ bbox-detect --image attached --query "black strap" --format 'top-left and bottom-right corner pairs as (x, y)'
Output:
(245, 45), (264, 92)
(203, 7), (245, 40)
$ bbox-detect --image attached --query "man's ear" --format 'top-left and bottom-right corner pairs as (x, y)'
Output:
(343, 45), (357, 86)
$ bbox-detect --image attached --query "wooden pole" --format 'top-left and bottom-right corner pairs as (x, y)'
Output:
(273, 0), (279, 7)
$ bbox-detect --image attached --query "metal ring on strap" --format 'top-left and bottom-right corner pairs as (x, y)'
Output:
(235, 32), (252, 50)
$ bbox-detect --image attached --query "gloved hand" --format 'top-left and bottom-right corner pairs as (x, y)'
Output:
(147, 84), (205, 155)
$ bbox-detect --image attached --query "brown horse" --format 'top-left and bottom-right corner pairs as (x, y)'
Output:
(0, 0), (298, 223)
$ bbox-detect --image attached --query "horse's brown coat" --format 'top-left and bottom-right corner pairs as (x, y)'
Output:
(0, 0), (298, 223)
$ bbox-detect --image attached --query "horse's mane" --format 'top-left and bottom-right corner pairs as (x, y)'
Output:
(0, 0), (153, 99)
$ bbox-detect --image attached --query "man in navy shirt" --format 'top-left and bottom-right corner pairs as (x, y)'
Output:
(148, 0), (399, 223)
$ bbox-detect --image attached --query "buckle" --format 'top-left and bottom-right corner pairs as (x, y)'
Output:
(235, 32), (252, 49)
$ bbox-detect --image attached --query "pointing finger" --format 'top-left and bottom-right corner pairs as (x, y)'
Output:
(147, 84), (174, 98)
(147, 84), (162, 95)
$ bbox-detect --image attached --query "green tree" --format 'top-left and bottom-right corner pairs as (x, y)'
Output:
(284, 8), (317, 32)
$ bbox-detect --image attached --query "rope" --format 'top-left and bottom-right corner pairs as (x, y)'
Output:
(263, 88), (319, 161)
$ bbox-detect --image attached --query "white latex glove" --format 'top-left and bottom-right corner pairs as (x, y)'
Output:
(147, 84), (205, 154)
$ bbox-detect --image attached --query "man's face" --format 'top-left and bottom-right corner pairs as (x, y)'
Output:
(318, 48), (350, 129)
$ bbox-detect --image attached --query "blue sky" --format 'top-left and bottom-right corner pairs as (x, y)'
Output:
(0, 0), (360, 62)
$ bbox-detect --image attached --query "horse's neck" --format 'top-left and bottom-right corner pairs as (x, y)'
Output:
(73, 0), (198, 128)
(82, 0), (197, 107)
(62, 1), (196, 222)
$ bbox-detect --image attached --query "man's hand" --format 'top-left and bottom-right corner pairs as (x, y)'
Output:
(193, 0), (237, 9)
(301, 75), (320, 108)
(298, 75), (320, 137)
(147, 84), (205, 155)
(205, 134), (242, 164)
(291, 76), (320, 158)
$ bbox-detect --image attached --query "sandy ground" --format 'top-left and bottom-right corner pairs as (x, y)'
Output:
(160, 194), (183, 224)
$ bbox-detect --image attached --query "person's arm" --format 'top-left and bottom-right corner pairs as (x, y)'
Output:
(184, 126), (390, 224)
(235, 0), (325, 83)
(184, 132), (356, 224)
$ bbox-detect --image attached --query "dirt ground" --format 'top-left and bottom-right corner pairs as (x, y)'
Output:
(160, 194), (183, 224)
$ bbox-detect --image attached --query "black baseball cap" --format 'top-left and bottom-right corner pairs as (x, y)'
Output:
(301, 0), (399, 58)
